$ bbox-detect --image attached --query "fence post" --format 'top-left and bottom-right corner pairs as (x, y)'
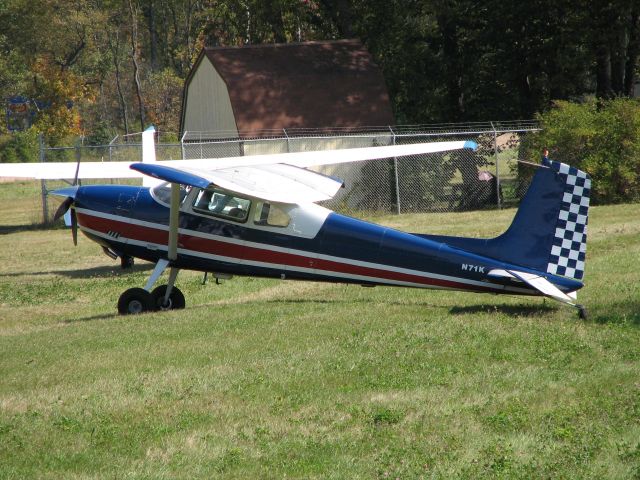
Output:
(74, 142), (82, 186)
(108, 134), (118, 162)
(390, 126), (401, 214)
(283, 128), (290, 153)
(180, 131), (187, 160)
(39, 134), (49, 224)
(491, 122), (501, 209)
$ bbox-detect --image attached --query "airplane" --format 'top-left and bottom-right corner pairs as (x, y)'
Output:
(0, 126), (591, 318)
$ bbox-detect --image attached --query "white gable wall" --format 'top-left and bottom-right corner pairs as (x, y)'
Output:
(183, 58), (238, 136)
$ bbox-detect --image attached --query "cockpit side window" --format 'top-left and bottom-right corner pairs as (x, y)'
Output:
(253, 201), (290, 228)
(150, 182), (188, 207)
(192, 187), (251, 223)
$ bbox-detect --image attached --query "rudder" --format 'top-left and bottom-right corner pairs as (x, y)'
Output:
(545, 161), (590, 280)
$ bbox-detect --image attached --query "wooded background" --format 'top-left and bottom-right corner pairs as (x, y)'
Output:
(1, 0), (638, 144)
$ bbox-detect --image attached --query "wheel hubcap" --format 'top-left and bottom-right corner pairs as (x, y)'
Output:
(128, 300), (143, 314)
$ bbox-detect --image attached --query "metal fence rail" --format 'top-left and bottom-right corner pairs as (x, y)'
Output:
(39, 121), (540, 222)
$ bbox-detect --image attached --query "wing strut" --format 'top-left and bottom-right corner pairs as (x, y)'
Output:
(140, 182), (181, 307)
(168, 183), (181, 261)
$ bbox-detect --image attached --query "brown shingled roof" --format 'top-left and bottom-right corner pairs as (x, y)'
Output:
(182, 39), (394, 135)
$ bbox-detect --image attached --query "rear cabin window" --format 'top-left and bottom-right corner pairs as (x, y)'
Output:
(253, 201), (290, 228)
(192, 188), (251, 223)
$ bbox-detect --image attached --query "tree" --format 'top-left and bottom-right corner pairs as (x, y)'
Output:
(522, 98), (640, 204)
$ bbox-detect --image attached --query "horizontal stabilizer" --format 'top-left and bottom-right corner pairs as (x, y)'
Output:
(502, 269), (577, 306)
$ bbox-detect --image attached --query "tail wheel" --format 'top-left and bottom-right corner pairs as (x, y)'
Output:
(151, 285), (186, 311)
(578, 304), (588, 320)
(118, 288), (153, 315)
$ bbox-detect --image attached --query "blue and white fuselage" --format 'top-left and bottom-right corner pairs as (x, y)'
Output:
(70, 182), (583, 299)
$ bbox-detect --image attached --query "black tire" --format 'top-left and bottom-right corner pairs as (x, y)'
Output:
(117, 288), (153, 315)
(151, 285), (186, 311)
(578, 305), (588, 320)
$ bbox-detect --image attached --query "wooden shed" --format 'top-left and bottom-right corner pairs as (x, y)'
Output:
(180, 39), (395, 138)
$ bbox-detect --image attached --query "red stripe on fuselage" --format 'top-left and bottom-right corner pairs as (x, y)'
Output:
(77, 211), (498, 293)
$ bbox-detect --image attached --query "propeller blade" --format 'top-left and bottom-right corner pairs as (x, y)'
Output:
(71, 208), (78, 246)
(53, 196), (74, 221)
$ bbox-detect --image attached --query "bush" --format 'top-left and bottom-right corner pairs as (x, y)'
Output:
(522, 98), (640, 204)
(0, 128), (39, 163)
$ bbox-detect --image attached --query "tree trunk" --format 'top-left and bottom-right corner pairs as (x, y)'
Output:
(128, 0), (146, 131)
(596, 45), (613, 99)
(108, 28), (130, 135)
(624, 10), (640, 96)
(143, 0), (160, 70)
(611, 14), (628, 95)
(437, 12), (464, 121)
(319, 0), (355, 37)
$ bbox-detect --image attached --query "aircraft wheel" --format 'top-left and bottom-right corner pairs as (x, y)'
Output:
(151, 285), (186, 311)
(577, 304), (588, 320)
(118, 288), (153, 315)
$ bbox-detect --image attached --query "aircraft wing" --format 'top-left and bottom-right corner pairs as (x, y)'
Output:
(168, 140), (477, 170)
(0, 125), (157, 185)
(0, 133), (477, 204)
(0, 161), (143, 180)
(132, 162), (343, 204)
(132, 139), (477, 204)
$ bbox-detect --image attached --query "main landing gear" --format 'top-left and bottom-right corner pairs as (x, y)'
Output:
(117, 259), (186, 315)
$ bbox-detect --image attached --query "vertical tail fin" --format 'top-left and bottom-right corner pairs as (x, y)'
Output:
(422, 158), (591, 282)
(486, 158), (591, 281)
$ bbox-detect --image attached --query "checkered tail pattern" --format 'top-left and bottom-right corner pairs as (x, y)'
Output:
(546, 161), (591, 280)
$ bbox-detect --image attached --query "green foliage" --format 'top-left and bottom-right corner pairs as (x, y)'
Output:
(0, 128), (39, 163)
(2, 0), (639, 137)
(86, 120), (117, 146)
(523, 98), (640, 204)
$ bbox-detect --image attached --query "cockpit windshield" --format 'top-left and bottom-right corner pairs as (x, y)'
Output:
(150, 182), (189, 206)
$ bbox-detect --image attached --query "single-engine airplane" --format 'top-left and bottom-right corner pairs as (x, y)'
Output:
(0, 127), (590, 318)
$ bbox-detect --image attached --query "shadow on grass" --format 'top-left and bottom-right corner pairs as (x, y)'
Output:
(0, 222), (67, 235)
(63, 312), (120, 323)
(449, 302), (558, 317)
(0, 262), (153, 279)
(248, 297), (445, 308)
(590, 300), (640, 326)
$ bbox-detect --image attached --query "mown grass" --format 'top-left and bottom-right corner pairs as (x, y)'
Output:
(1, 182), (639, 479)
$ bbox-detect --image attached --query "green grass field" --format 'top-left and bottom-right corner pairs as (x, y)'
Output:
(1, 182), (639, 479)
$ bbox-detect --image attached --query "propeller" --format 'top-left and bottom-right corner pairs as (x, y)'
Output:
(51, 187), (79, 246)
(53, 196), (73, 221)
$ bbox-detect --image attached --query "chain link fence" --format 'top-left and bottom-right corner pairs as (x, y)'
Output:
(36, 121), (539, 222)
(181, 121), (539, 214)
